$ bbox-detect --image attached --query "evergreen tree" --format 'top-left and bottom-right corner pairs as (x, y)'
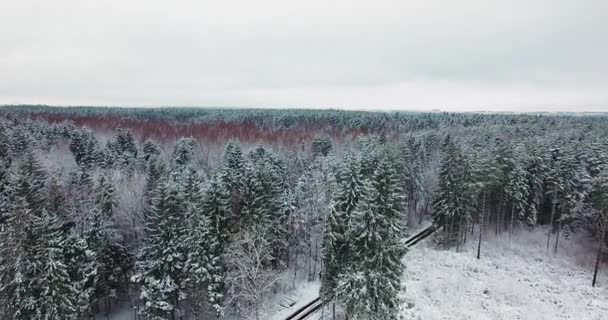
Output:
(320, 154), (364, 312)
(222, 139), (245, 190)
(590, 168), (608, 286)
(337, 158), (406, 320)
(471, 153), (501, 259)
(545, 146), (566, 250)
(32, 209), (79, 320)
(172, 137), (197, 168)
(14, 151), (48, 217)
(108, 129), (138, 166)
(134, 177), (190, 320)
(143, 139), (161, 163)
(204, 178), (231, 315)
(505, 150), (530, 232)
(431, 136), (474, 246)
(0, 195), (36, 319)
(84, 174), (132, 317)
(242, 150), (289, 267)
(525, 154), (547, 226)
(311, 135), (332, 157)
(220, 139), (246, 230)
(187, 177), (230, 316)
(69, 130), (100, 169)
(0, 125), (11, 167)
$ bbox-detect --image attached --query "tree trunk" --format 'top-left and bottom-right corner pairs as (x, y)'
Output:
(293, 253), (298, 288)
(510, 201), (515, 235)
(457, 220), (462, 252)
(308, 242), (313, 280)
(463, 219), (468, 244)
(449, 214), (455, 246)
(477, 192), (486, 260)
(547, 190), (557, 251)
(312, 242), (319, 281)
(554, 205), (564, 254)
(592, 214), (606, 287)
(106, 297), (110, 320)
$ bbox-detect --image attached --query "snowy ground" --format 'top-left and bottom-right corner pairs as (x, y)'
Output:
(102, 228), (608, 320)
(400, 228), (608, 320)
(95, 305), (135, 320)
(268, 281), (320, 320)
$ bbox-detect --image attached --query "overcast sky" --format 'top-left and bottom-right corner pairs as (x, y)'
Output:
(1, 0), (607, 112)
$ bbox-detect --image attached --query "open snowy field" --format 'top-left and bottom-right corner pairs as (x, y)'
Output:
(400, 228), (608, 320)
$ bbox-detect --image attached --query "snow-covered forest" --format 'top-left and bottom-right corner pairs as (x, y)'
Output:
(1, 106), (607, 320)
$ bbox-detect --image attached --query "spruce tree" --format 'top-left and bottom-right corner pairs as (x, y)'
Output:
(222, 139), (245, 190)
(525, 154), (547, 226)
(15, 151), (48, 217)
(188, 177), (230, 316)
(432, 136), (474, 246)
(311, 136), (332, 157)
(143, 139), (161, 163)
(31, 209), (79, 320)
(205, 177), (231, 315)
(134, 177), (190, 320)
(320, 154), (364, 313)
(84, 174), (131, 317)
(337, 158), (406, 320)
(505, 157), (530, 233)
(0, 125), (11, 167)
(69, 130), (100, 169)
(172, 137), (197, 168)
(0, 195), (36, 319)
(108, 129), (138, 166)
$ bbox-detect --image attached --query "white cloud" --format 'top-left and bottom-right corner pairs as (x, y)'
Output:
(1, 0), (607, 111)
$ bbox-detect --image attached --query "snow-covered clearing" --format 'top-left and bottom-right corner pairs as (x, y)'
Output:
(400, 228), (608, 320)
